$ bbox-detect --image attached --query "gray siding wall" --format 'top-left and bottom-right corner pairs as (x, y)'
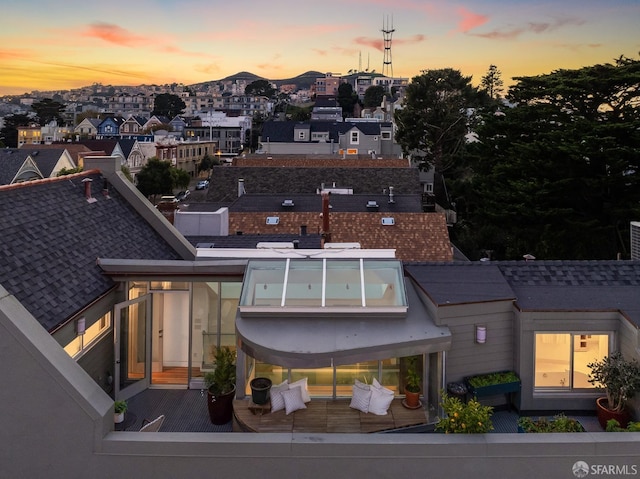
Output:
(437, 301), (516, 384)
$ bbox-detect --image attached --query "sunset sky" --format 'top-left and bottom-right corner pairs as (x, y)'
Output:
(2, 0), (639, 96)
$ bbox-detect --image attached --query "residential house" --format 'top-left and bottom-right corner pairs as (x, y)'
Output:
(260, 120), (401, 157)
(120, 115), (148, 136)
(74, 117), (102, 139)
(96, 116), (125, 138)
(0, 148), (76, 184)
(310, 97), (343, 122)
(0, 156), (638, 477)
(184, 112), (250, 157)
(314, 72), (343, 97)
(155, 137), (218, 177)
(16, 123), (42, 146)
(143, 115), (172, 131)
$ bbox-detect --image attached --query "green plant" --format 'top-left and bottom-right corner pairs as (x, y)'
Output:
(114, 400), (128, 414)
(204, 346), (237, 396)
(587, 352), (640, 413)
(405, 356), (421, 393)
(518, 414), (584, 433)
(435, 391), (493, 434)
(605, 419), (640, 432)
(467, 371), (519, 389)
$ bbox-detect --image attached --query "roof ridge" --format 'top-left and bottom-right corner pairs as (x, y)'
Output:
(0, 169), (101, 191)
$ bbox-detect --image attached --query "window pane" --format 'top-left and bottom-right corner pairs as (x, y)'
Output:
(335, 361), (379, 397)
(240, 260), (286, 306)
(573, 334), (608, 388)
(363, 260), (406, 306)
(535, 333), (571, 388)
(325, 260), (362, 306)
(292, 366), (334, 397)
(284, 259), (322, 307)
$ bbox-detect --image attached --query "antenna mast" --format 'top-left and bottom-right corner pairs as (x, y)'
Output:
(381, 14), (394, 78)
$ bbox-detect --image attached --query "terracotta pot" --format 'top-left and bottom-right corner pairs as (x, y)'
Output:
(404, 390), (421, 408)
(596, 396), (630, 429)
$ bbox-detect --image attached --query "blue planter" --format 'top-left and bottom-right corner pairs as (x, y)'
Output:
(465, 371), (521, 398)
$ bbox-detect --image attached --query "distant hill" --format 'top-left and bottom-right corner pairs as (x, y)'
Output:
(190, 71), (323, 91)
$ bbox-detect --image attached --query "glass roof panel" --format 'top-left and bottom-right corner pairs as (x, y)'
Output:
(363, 259), (407, 307)
(239, 259), (286, 307)
(325, 259), (362, 307)
(283, 259), (323, 307)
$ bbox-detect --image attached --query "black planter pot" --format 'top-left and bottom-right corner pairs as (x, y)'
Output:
(250, 377), (272, 405)
(207, 385), (236, 425)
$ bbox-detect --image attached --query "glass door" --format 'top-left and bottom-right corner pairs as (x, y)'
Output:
(114, 294), (151, 400)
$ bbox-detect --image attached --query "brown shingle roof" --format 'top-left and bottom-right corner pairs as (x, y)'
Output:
(229, 211), (452, 262)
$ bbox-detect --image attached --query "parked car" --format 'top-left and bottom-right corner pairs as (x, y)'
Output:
(176, 190), (190, 201)
(196, 180), (209, 190)
(159, 195), (178, 203)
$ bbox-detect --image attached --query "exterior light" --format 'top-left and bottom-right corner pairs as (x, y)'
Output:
(475, 325), (486, 344)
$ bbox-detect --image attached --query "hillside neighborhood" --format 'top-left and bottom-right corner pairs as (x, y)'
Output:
(1, 61), (640, 479)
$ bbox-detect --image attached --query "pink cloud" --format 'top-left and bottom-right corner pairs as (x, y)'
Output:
(353, 34), (424, 52)
(81, 22), (149, 47)
(455, 6), (488, 33)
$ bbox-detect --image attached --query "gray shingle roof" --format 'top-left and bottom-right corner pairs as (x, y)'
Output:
(0, 172), (182, 331)
(406, 261), (640, 326)
(227, 193), (424, 213)
(25, 148), (67, 177)
(0, 149), (31, 184)
(205, 166), (421, 202)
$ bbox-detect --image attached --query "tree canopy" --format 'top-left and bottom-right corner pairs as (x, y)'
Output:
(31, 98), (66, 126)
(363, 85), (386, 108)
(135, 158), (178, 200)
(245, 79), (276, 98)
(0, 113), (32, 147)
(337, 82), (359, 118)
(479, 65), (504, 100)
(395, 68), (480, 174)
(151, 93), (186, 118)
(452, 55), (640, 260)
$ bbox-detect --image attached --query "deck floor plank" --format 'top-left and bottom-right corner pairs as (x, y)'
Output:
(233, 398), (427, 434)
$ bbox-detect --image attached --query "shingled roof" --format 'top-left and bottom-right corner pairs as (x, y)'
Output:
(0, 171), (183, 332)
(405, 261), (640, 326)
(204, 166), (422, 203)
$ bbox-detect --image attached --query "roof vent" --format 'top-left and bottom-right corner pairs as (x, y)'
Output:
(266, 216), (280, 225)
(282, 199), (295, 207)
(366, 200), (379, 210)
(196, 243), (216, 248)
(381, 217), (395, 226)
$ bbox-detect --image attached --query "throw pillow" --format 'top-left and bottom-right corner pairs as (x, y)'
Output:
(368, 379), (394, 415)
(349, 380), (372, 413)
(270, 380), (289, 413)
(281, 386), (307, 415)
(288, 377), (311, 403)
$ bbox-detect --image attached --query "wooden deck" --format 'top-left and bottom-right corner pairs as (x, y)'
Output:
(233, 398), (428, 433)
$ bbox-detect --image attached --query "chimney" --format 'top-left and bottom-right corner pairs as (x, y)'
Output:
(388, 186), (395, 204)
(300, 224), (307, 236)
(102, 178), (110, 198)
(238, 178), (245, 197)
(321, 191), (331, 244)
(82, 178), (97, 203)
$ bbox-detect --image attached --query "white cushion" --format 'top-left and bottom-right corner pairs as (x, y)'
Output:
(368, 378), (394, 415)
(288, 377), (311, 403)
(270, 380), (289, 413)
(349, 380), (372, 413)
(281, 386), (307, 415)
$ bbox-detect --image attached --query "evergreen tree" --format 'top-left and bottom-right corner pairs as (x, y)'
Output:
(151, 93), (186, 118)
(479, 65), (504, 100)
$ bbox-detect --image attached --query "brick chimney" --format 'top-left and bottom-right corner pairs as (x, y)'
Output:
(82, 178), (97, 203)
(321, 191), (331, 244)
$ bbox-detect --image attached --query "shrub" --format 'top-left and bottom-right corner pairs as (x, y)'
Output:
(435, 392), (493, 433)
(605, 419), (640, 432)
(518, 414), (584, 433)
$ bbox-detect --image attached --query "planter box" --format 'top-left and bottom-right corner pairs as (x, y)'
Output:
(464, 371), (521, 398)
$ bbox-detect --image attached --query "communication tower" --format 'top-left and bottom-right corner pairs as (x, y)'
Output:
(381, 15), (394, 78)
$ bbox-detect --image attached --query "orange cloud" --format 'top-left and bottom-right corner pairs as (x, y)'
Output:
(354, 36), (384, 51)
(455, 6), (488, 33)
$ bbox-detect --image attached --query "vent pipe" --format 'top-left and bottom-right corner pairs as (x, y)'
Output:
(388, 186), (395, 204)
(238, 178), (245, 197)
(82, 178), (97, 203)
(300, 224), (307, 236)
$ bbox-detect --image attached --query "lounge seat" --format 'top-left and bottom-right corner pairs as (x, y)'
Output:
(139, 415), (165, 432)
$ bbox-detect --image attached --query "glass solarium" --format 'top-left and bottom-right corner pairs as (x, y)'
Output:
(239, 258), (407, 312)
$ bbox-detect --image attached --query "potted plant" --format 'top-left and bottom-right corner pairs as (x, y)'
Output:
(114, 400), (127, 424)
(204, 346), (237, 425)
(517, 414), (585, 433)
(403, 356), (422, 409)
(435, 391), (493, 433)
(587, 351), (640, 429)
(465, 371), (521, 397)
(250, 377), (272, 405)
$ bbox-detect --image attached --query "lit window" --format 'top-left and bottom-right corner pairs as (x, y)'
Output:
(64, 312), (112, 359)
(534, 333), (609, 389)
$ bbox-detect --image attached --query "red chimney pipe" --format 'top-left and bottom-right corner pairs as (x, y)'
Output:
(321, 191), (331, 243)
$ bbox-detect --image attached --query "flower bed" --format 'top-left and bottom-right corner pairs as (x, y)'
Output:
(517, 414), (585, 433)
(465, 371), (521, 398)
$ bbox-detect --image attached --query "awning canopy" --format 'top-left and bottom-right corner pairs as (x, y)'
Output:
(236, 280), (451, 368)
